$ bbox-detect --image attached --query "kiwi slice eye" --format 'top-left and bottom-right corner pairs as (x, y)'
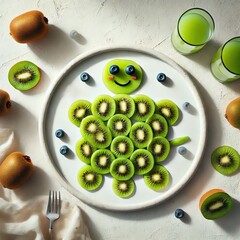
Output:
(114, 94), (135, 118)
(211, 146), (240, 175)
(8, 61), (41, 91)
(112, 178), (135, 198)
(146, 114), (168, 137)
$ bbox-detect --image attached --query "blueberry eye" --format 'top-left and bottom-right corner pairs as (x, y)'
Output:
(55, 129), (65, 138)
(60, 145), (69, 155)
(125, 65), (135, 75)
(80, 72), (90, 81)
(157, 73), (166, 82)
(109, 65), (119, 74)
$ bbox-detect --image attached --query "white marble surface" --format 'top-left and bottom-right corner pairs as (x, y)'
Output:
(1, 0), (240, 239)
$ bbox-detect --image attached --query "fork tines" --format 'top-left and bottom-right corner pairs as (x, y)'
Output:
(47, 190), (61, 214)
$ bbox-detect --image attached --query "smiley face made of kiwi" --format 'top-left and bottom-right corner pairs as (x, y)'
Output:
(103, 59), (143, 94)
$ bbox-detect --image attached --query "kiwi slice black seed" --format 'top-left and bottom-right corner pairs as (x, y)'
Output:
(147, 136), (170, 162)
(112, 178), (135, 198)
(132, 95), (155, 122)
(156, 99), (179, 126)
(211, 145), (240, 175)
(80, 115), (103, 137)
(129, 122), (153, 149)
(130, 149), (154, 175)
(107, 114), (132, 137)
(91, 94), (116, 121)
(146, 114), (168, 137)
(114, 94), (135, 118)
(8, 61), (41, 91)
(110, 136), (134, 158)
(75, 138), (96, 164)
(110, 158), (135, 181)
(77, 165), (103, 191)
(68, 100), (92, 127)
(144, 165), (170, 191)
(91, 149), (115, 174)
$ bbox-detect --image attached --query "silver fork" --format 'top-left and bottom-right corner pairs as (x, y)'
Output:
(46, 190), (61, 238)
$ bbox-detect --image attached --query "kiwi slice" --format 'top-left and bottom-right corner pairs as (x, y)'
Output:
(110, 136), (134, 159)
(130, 149), (154, 175)
(75, 138), (96, 164)
(144, 165), (170, 191)
(170, 136), (190, 146)
(80, 115), (103, 137)
(211, 145), (240, 175)
(112, 178), (135, 198)
(77, 165), (103, 191)
(68, 100), (92, 127)
(114, 94), (135, 118)
(91, 149), (115, 174)
(110, 158), (135, 181)
(129, 122), (153, 149)
(8, 61), (41, 91)
(146, 114), (168, 137)
(91, 94), (116, 121)
(107, 114), (131, 137)
(92, 128), (112, 149)
(147, 136), (170, 162)
(132, 95), (155, 122)
(156, 99), (179, 126)
(199, 189), (233, 220)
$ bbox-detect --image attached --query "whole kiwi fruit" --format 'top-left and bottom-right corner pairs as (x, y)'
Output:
(0, 89), (11, 116)
(225, 97), (240, 128)
(10, 10), (48, 43)
(0, 152), (34, 189)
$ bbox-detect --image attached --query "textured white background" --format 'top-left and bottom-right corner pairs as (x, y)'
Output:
(1, 0), (240, 239)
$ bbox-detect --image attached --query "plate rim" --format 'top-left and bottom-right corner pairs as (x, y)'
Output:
(39, 45), (207, 211)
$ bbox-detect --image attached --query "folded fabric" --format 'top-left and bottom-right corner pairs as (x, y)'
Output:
(0, 128), (15, 163)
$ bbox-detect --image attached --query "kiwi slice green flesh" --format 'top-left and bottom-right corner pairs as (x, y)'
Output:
(91, 149), (115, 174)
(146, 114), (168, 137)
(75, 138), (96, 164)
(77, 165), (103, 191)
(211, 146), (240, 175)
(8, 61), (41, 91)
(110, 158), (135, 181)
(147, 136), (170, 162)
(110, 136), (134, 158)
(80, 115), (104, 137)
(170, 136), (190, 146)
(144, 165), (170, 191)
(129, 122), (153, 149)
(200, 191), (233, 220)
(91, 94), (116, 121)
(156, 99), (179, 126)
(132, 95), (155, 122)
(112, 178), (135, 198)
(114, 94), (135, 118)
(107, 114), (131, 137)
(68, 100), (92, 127)
(130, 149), (154, 175)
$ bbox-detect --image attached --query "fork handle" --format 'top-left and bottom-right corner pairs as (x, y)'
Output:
(49, 228), (53, 240)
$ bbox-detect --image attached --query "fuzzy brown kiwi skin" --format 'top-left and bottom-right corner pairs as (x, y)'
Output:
(0, 89), (11, 116)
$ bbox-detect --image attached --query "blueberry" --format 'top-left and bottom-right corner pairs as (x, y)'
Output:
(175, 209), (185, 219)
(178, 146), (187, 155)
(183, 102), (190, 110)
(157, 73), (166, 82)
(55, 129), (64, 138)
(60, 145), (69, 155)
(109, 65), (119, 74)
(125, 65), (135, 75)
(80, 72), (90, 81)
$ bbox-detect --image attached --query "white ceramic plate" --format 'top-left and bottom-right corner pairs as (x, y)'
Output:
(39, 46), (206, 211)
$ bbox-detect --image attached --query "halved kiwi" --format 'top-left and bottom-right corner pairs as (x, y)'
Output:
(8, 61), (41, 91)
(132, 95), (155, 122)
(147, 136), (170, 162)
(68, 100), (92, 127)
(199, 189), (233, 220)
(211, 145), (240, 175)
(110, 136), (134, 159)
(91, 94), (116, 121)
(0, 89), (11, 116)
(91, 149), (115, 174)
(130, 149), (154, 175)
(144, 165), (170, 191)
(107, 114), (131, 137)
(129, 122), (153, 149)
(110, 158), (135, 181)
(146, 114), (168, 137)
(112, 178), (135, 198)
(77, 165), (103, 191)
(155, 99), (179, 126)
(114, 94), (135, 118)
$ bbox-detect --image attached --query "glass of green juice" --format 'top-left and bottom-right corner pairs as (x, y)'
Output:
(211, 37), (240, 83)
(171, 8), (215, 55)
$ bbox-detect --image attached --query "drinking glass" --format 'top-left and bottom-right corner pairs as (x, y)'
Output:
(171, 8), (215, 55)
(210, 37), (240, 83)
